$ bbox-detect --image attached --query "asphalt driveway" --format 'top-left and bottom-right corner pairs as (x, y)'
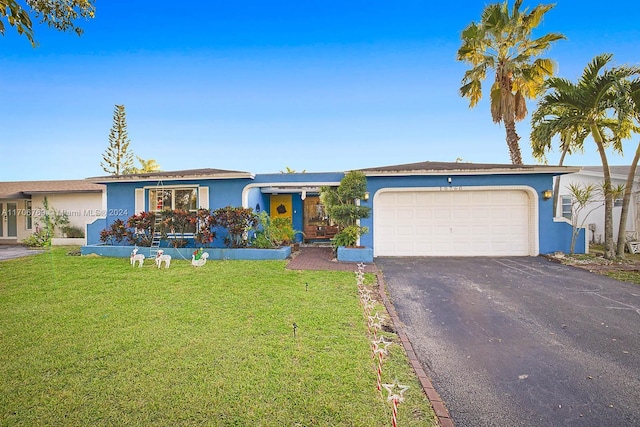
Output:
(377, 256), (640, 427)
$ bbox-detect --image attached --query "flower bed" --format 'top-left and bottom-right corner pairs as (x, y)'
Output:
(80, 244), (292, 261)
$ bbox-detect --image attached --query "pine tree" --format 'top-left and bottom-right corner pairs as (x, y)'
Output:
(101, 104), (134, 175)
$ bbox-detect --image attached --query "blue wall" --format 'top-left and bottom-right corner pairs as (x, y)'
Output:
(91, 170), (584, 255)
(99, 177), (253, 247)
(361, 173), (584, 254)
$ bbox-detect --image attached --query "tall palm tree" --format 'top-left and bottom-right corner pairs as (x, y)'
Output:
(616, 78), (640, 256)
(457, 0), (564, 164)
(530, 54), (638, 259)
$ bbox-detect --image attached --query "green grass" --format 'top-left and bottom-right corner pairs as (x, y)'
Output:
(0, 248), (436, 426)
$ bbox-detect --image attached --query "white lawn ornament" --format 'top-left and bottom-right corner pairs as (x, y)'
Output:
(155, 250), (171, 269)
(191, 251), (209, 267)
(130, 247), (145, 267)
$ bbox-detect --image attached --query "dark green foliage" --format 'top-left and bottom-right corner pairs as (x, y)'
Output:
(320, 171), (370, 248)
(60, 225), (84, 238)
(252, 211), (298, 248)
(101, 104), (134, 176)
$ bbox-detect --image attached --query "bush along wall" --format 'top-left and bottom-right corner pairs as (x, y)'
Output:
(99, 206), (270, 249)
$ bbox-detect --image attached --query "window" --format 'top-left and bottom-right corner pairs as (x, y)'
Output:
(614, 197), (623, 207)
(25, 200), (32, 230)
(149, 188), (197, 212)
(148, 187), (198, 235)
(561, 195), (572, 220)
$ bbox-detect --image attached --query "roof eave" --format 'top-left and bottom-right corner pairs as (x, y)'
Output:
(87, 172), (255, 183)
(361, 166), (581, 177)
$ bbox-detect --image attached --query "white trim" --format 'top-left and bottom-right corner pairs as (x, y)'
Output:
(241, 182), (341, 208)
(134, 188), (145, 214)
(142, 184), (199, 190)
(198, 187), (209, 209)
(372, 185), (540, 257)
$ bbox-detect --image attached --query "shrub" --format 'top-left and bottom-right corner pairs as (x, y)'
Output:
(332, 225), (369, 248)
(320, 171), (370, 249)
(212, 206), (258, 248)
(126, 211), (155, 246)
(252, 212), (300, 248)
(193, 209), (216, 247)
(22, 229), (50, 248)
(60, 225), (85, 238)
(99, 219), (128, 245)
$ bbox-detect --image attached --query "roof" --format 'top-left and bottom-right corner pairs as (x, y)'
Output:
(357, 161), (580, 176)
(580, 166), (640, 179)
(87, 168), (254, 183)
(0, 180), (105, 199)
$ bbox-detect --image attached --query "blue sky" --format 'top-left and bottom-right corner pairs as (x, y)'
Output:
(1, 1), (639, 181)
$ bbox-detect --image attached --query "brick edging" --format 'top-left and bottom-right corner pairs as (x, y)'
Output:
(376, 272), (455, 427)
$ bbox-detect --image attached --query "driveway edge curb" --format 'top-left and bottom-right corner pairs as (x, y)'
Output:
(376, 272), (455, 427)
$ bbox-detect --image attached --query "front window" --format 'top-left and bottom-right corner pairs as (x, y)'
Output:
(561, 195), (572, 220)
(149, 187), (198, 235)
(149, 188), (197, 212)
(25, 200), (32, 230)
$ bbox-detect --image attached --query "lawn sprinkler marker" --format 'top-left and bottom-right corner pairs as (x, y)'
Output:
(293, 322), (298, 338)
(382, 380), (409, 427)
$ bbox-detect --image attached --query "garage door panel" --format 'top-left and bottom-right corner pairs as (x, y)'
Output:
(375, 189), (532, 256)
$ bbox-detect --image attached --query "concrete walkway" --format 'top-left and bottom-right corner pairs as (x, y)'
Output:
(286, 246), (378, 273)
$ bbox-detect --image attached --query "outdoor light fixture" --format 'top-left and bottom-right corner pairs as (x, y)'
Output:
(363, 192), (370, 201)
(542, 189), (553, 200)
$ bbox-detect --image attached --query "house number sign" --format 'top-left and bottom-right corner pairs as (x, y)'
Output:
(439, 186), (463, 191)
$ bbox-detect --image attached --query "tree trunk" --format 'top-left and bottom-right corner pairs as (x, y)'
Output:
(552, 146), (570, 217)
(591, 124), (615, 259)
(615, 141), (640, 257)
(504, 117), (524, 165)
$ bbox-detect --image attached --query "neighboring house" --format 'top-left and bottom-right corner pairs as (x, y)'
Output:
(0, 180), (105, 245)
(555, 166), (640, 245)
(86, 161), (583, 255)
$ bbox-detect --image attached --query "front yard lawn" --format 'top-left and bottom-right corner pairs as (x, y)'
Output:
(0, 248), (436, 426)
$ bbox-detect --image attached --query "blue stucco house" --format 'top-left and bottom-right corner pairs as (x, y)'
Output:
(82, 161), (585, 258)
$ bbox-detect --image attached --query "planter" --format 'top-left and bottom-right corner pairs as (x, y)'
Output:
(80, 245), (292, 261)
(52, 237), (86, 246)
(337, 246), (373, 263)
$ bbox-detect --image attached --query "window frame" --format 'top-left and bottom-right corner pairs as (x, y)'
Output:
(25, 200), (32, 230)
(148, 186), (199, 236)
(560, 195), (572, 220)
(148, 187), (198, 213)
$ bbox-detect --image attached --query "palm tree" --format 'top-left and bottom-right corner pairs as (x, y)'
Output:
(457, 0), (564, 164)
(531, 112), (587, 216)
(136, 157), (161, 173)
(530, 54), (638, 259)
(616, 78), (640, 256)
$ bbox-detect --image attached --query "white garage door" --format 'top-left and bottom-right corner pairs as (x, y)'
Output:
(374, 189), (532, 256)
